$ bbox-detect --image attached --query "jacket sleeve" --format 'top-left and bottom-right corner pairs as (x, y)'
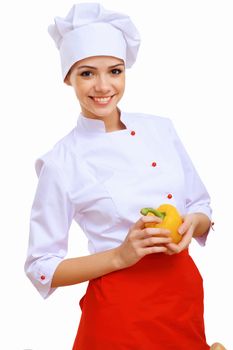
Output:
(168, 119), (212, 246)
(24, 157), (75, 299)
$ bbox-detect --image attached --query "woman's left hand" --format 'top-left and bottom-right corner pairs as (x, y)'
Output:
(164, 213), (199, 255)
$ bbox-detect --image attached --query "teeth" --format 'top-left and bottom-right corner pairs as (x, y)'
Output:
(93, 97), (111, 103)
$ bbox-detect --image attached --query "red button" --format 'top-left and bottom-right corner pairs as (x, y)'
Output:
(40, 275), (46, 280)
(151, 162), (157, 167)
(167, 193), (173, 199)
(130, 130), (136, 136)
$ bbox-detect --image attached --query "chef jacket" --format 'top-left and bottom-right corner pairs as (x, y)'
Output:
(24, 112), (212, 299)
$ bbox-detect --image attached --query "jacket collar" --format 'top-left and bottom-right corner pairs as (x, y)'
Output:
(77, 110), (130, 134)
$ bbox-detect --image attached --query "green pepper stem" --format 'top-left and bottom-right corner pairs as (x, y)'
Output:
(140, 208), (166, 220)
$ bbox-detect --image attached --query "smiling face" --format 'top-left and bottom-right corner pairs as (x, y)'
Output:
(65, 56), (125, 125)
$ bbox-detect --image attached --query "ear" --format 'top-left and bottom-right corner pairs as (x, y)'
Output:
(64, 75), (72, 86)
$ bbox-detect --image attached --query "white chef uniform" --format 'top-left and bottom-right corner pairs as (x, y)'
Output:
(24, 112), (211, 299)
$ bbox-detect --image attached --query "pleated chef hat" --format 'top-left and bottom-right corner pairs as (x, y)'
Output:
(48, 3), (141, 80)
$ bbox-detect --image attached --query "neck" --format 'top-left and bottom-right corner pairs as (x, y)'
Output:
(104, 108), (125, 132)
(105, 120), (126, 132)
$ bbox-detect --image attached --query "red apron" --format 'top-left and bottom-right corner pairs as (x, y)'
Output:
(72, 249), (210, 350)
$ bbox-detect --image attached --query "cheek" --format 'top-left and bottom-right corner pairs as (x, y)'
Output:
(73, 82), (89, 100)
(116, 77), (125, 94)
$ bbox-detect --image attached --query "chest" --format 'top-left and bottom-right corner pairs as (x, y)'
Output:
(70, 127), (186, 225)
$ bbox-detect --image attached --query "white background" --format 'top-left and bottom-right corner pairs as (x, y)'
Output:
(1, 0), (232, 349)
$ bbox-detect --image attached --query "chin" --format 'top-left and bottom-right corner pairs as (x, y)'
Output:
(92, 107), (116, 118)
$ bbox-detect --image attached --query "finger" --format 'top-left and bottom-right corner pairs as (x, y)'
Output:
(178, 217), (191, 235)
(142, 236), (172, 247)
(166, 227), (193, 253)
(142, 246), (168, 255)
(133, 216), (150, 230)
(164, 249), (176, 255)
(132, 215), (164, 232)
(179, 227), (193, 247)
(143, 227), (171, 236)
(135, 227), (171, 240)
(165, 242), (181, 254)
(141, 215), (162, 224)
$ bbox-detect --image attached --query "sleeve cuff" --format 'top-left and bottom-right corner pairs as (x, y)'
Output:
(25, 256), (63, 299)
(186, 206), (212, 246)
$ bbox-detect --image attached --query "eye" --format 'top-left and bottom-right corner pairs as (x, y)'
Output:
(80, 71), (93, 77)
(111, 68), (122, 75)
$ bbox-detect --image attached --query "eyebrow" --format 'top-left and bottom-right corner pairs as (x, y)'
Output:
(76, 63), (125, 70)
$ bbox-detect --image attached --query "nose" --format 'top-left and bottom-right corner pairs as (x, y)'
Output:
(94, 74), (111, 94)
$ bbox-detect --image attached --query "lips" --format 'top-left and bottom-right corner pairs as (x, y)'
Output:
(90, 95), (114, 105)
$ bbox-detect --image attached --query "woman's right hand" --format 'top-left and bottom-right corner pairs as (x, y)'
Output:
(115, 216), (172, 269)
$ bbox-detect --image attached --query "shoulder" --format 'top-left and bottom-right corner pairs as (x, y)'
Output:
(123, 111), (173, 130)
(123, 111), (171, 124)
(35, 127), (79, 177)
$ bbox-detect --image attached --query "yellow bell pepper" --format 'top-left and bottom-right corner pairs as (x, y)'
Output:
(140, 204), (183, 243)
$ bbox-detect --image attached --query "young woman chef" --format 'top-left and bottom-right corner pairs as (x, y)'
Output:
(25, 3), (226, 350)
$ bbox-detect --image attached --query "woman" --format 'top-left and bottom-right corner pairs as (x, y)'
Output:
(24, 3), (226, 349)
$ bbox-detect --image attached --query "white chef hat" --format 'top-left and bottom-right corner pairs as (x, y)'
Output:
(48, 3), (141, 80)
